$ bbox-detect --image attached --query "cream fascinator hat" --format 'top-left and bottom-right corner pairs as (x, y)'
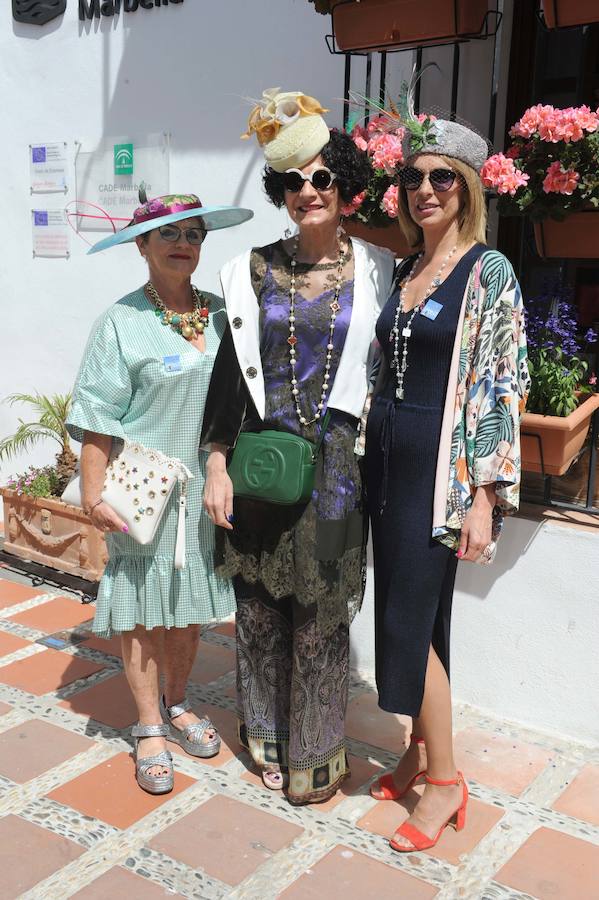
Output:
(242, 87), (331, 172)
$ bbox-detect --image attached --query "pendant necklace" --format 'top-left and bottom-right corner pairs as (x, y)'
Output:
(288, 238), (347, 427)
(145, 282), (210, 341)
(391, 246), (457, 401)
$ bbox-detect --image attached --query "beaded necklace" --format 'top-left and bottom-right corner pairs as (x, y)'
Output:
(288, 238), (347, 427)
(145, 282), (210, 340)
(390, 246), (457, 400)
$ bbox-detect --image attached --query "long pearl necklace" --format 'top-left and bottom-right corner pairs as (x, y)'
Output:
(391, 246), (457, 400)
(145, 282), (210, 340)
(289, 238), (347, 427)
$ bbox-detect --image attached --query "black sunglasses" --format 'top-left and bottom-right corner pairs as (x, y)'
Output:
(283, 167), (337, 193)
(158, 224), (206, 245)
(399, 167), (458, 193)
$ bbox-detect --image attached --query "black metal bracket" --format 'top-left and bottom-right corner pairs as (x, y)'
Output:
(521, 407), (599, 515)
(0, 548), (98, 603)
(325, 5), (502, 56)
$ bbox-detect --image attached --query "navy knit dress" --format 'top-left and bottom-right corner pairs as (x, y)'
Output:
(366, 244), (486, 716)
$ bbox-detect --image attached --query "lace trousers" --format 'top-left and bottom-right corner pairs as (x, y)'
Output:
(235, 577), (350, 804)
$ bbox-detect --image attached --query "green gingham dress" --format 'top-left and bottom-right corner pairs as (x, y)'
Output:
(66, 287), (235, 638)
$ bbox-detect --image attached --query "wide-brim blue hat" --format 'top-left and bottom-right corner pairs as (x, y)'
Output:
(87, 193), (253, 255)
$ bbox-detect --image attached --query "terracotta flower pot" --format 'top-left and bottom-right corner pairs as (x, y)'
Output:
(1, 489), (108, 582)
(344, 219), (415, 257)
(332, 0), (489, 52)
(534, 210), (599, 259)
(542, 0), (599, 29)
(520, 393), (599, 476)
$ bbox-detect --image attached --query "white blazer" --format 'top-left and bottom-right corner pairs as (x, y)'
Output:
(219, 237), (395, 420)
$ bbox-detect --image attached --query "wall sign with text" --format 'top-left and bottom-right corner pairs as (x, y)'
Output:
(79, 0), (183, 19)
(13, 0), (184, 26)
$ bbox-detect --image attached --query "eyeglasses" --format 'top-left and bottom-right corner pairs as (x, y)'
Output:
(283, 167), (337, 193)
(399, 167), (458, 193)
(158, 224), (206, 245)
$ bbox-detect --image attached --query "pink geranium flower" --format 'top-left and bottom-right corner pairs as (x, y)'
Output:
(340, 190), (366, 217)
(368, 131), (404, 174)
(381, 184), (399, 218)
(480, 153), (529, 195)
(542, 161), (580, 195)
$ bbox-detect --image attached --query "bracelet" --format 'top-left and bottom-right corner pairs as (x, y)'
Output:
(85, 498), (104, 516)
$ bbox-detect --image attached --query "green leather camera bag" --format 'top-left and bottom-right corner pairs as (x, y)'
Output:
(228, 413), (330, 505)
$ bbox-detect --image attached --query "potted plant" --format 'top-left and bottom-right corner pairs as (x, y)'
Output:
(481, 103), (599, 258)
(341, 116), (414, 257)
(0, 393), (107, 581)
(542, 1), (599, 29)
(520, 289), (599, 476)
(308, 0), (489, 52)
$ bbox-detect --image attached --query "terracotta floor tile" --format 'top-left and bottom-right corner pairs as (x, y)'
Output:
(169, 703), (240, 767)
(59, 672), (138, 729)
(0, 578), (45, 609)
(0, 719), (96, 782)
(358, 792), (504, 866)
(0, 649), (104, 696)
(453, 728), (553, 796)
(495, 827), (599, 900)
(552, 764), (599, 827)
(0, 630), (31, 657)
(345, 690), (410, 751)
(0, 814), (84, 897)
(80, 633), (123, 658)
(241, 753), (385, 810)
(149, 794), (303, 885)
(281, 844), (438, 899)
(9, 595), (94, 632)
(189, 640), (235, 683)
(211, 621), (235, 637)
(0, 700), (12, 715)
(48, 751), (195, 829)
(72, 865), (180, 898)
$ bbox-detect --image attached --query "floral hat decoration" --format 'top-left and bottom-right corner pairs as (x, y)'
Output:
(87, 187), (253, 255)
(242, 87), (331, 172)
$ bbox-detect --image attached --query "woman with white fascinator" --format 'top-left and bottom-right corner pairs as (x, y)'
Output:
(202, 88), (395, 804)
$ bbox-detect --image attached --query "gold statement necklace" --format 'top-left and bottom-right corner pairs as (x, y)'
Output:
(145, 282), (210, 340)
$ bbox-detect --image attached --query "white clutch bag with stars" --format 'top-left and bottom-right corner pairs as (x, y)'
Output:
(62, 441), (193, 569)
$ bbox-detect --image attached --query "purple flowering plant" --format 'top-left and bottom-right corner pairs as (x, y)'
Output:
(6, 465), (60, 499)
(525, 284), (597, 416)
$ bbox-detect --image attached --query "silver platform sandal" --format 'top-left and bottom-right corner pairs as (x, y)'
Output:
(160, 696), (221, 758)
(131, 723), (174, 794)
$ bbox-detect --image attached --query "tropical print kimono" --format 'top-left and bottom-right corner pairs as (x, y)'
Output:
(432, 249), (530, 551)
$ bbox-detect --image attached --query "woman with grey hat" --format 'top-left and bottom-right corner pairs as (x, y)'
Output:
(365, 116), (530, 851)
(66, 193), (252, 795)
(202, 89), (395, 804)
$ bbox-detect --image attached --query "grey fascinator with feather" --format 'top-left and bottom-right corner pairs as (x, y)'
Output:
(399, 66), (490, 172)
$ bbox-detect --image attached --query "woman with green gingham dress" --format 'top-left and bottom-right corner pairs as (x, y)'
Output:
(67, 192), (252, 795)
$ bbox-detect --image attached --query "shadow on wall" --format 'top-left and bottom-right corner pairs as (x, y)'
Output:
(455, 514), (543, 601)
(78, 1), (343, 158)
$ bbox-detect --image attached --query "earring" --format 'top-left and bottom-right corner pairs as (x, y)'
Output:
(283, 226), (292, 239)
(336, 218), (345, 241)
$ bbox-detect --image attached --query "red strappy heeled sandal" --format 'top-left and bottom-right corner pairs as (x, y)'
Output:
(389, 771), (468, 853)
(370, 737), (426, 802)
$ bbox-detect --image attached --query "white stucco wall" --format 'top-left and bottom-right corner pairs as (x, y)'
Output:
(351, 517), (599, 746)
(0, 0), (345, 480)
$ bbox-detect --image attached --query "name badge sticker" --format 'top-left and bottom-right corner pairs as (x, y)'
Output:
(163, 354), (182, 373)
(420, 299), (443, 321)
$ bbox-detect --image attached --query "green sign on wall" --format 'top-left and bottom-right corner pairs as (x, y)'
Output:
(114, 143), (134, 176)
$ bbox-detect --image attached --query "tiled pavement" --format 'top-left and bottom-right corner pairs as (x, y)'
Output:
(0, 574), (598, 899)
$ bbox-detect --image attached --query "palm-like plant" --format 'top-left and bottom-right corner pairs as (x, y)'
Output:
(0, 393), (78, 494)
